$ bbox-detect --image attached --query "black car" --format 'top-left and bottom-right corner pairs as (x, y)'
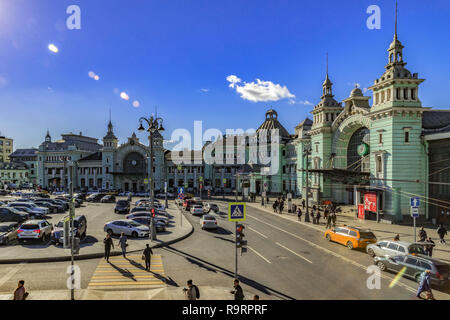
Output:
(130, 217), (166, 232)
(130, 206), (151, 213)
(51, 215), (88, 245)
(33, 200), (62, 213)
(0, 222), (19, 245)
(101, 195), (116, 203)
(86, 193), (107, 202)
(115, 200), (130, 214)
(0, 207), (29, 223)
(374, 255), (450, 288)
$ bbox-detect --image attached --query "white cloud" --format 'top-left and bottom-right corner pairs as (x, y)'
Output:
(227, 75), (295, 103)
(200, 88), (209, 93)
(288, 99), (313, 106)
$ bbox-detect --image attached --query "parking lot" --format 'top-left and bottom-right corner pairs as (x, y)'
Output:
(0, 194), (181, 262)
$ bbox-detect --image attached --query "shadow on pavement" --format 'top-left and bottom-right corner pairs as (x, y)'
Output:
(108, 262), (137, 282)
(161, 245), (295, 300)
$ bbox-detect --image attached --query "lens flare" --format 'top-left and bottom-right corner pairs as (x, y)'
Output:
(132, 100), (140, 108)
(389, 266), (407, 288)
(48, 44), (59, 53)
(120, 92), (130, 101)
(94, 75), (100, 81)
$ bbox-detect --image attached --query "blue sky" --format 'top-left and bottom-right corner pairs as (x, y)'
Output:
(0, 0), (449, 149)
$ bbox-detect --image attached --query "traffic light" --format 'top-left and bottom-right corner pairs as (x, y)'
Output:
(236, 224), (247, 249)
(151, 208), (156, 218)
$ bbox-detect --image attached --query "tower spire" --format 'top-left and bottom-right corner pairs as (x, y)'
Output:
(326, 52), (329, 77)
(394, 1), (398, 40)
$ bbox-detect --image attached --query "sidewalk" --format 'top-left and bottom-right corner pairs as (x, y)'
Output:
(0, 286), (255, 300)
(0, 204), (193, 264)
(245, 198), (450, 264)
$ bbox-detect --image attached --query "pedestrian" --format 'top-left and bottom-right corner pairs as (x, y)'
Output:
(324, 207), (329, 221)
(266, 195), (269, 204)
(297, 208), (302, 221)
(103, 233), (114, 262)
(425, 237), (435, 257)
(13, 280), (29, 300)
(316, 209), (321, 226)
(279, 200), (284, 214)
(437, 224), (447, 244)
(326, 213), (332, 229)
(142, 244), (153, 271)
(273, 201), (278, 213)
(253, 295), (260, 300)
(419, 226), (427, 242)
(230, 279), (245, 300)
(394, 234), (400, 241)
(183, 280), (200, 300)
(292, 203), (297, 214)
(302, 199), (305, 209)
(416, 270), (434, 300)
(331, 212), (337, 227)
(119, 232), (128, 258)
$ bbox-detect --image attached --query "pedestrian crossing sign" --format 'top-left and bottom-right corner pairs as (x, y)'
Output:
(228, 203), (246, 222)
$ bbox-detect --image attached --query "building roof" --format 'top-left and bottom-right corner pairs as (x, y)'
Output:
(257, 109), (291, 139)
(422, 110), (450, 135)
(9, 149), (38, 158)
(78, 152), (102, 162)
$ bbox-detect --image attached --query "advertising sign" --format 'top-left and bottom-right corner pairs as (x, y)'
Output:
(358, 204), (365, 220)
(364, 192), (377, 213)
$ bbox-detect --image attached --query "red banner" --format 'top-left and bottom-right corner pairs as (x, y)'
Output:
(364, 192), (377, 213)
(358, 204), (365, 220)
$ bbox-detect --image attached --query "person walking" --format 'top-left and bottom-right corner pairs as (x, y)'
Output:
(324, 207), (329, 221)
(279, 200), (284, 214)
(425, 237), (435, 257)
(437, 224), (447, 244)
(292, 203), (297, 215)
(302, 199), (305, 210)
(230, 279), (245, 300)
(183, 280), (199, 300)
(316, 209), (321, 226)
(273, 200), (278, 213)
(103, 233), (114, 262)
(13, 280), (28, 300)
(326, 212), (332, 229)
(119, 232), (128, 258)
(416, 270), (434, 300)
(142, 244), (154, 271)
(419, 226), (427, 242)
(331, 211), (337, 227)
(297, 208), (302, 221)
(394, 234), (400, 241)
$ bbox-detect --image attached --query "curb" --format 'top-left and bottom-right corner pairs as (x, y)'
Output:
(0, 207), (194, 265)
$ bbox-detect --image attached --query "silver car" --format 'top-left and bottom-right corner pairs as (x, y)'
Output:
(191, 205), (204, 216)
(366, 240), (428, 257)
(8, 202), (48, 216)
(104, 219), (149, 238)
(17, 220), (53, 243)
(200, 214), (217, 230)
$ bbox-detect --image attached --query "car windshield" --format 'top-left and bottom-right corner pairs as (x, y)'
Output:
(129, 221), (143, 227)
(359, 232), (376, 239)
(117, 201), (128, 205)
(0, 226), (11, 232)
(56, 221), (64, 228)
(409, 245), (427, 255)
(203, 216), (215, 221)
(21, 224), (39, 230)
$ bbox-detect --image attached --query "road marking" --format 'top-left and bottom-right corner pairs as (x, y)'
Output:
(0, 263), (26, 288)
(276, 242), (313, 264)
(91, 275), (161, 280)
(247, 213), (417, 293)
(248, 246), (271, 264)
(88, 281), (164, 286)
(247, 226), (268, 239)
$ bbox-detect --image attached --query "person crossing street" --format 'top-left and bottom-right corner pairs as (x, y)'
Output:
(119, 232), (128, 258)
(103, 233), (114, 262)
(142, 244), (154, 271)
(230, 279), (245, 300)
(437, 224), (447, 244)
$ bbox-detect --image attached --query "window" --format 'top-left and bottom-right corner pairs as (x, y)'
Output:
(417, 261), (432, 270)
(326, 113), (329, 122)
(404, 131), (410, 143)
(379, 133), (383, 144)
(315, 144), (319, 153)
(387, 243), (399, 251)
(337, 228), (349, 235)
(405, 257), (417, 265)
(403, 88), (408, 100)
(396, 88), (401, 100)
(387, 89), (391, 101)
(398, 246), (406, 253)
(349, 230), (357, 237)
(375, 92), (379, 104)
(411, 88), (416, 100)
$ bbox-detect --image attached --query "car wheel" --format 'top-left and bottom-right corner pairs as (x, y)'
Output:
(107, 229), (113, 236)
(132, 231), (138, 238)
(377, 261), (386, 271)
(367, 248), (375, 257)
(346, 241), (353, 250)
(3, 238), (9, 245)
(326, 234), (331, 242)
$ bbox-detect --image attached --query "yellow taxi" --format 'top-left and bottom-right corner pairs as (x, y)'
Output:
(324, 225), (377, 250)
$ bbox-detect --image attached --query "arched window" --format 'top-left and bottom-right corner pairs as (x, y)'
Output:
(411, 88), (416, 100)
(396, 88), (401, 100)
(403, 88), (408, 100)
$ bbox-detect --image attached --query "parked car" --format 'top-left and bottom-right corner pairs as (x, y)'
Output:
(9, 205), (46, 219)
(126, 212), (169, 225)
(183, 199), (196, 211)
(33, 200), (63, 213)
(114, 200), (130, 214)
(193, 197), (202, 202)
(130, 206), (150, 213)
(325, 226), (377, 250)
(190, 205), (204, 216)
(0, 207), (29, 223)
(374, 255), (450, 288)
(52, 199), (70, 210)
(130, 217), (166, 232)
(200, 214), (218, 230)
(104, 219), (149, 238)
(51, 215), (87, 245)
(0, 222), (19, 245)
(8, 202), (48, 217)
(366, 240), (429, 258)
(204, 203), (219, 213)
(17, 220), (53, 243)
(86, 193), (107, 202)
(101, 195), (116, 203)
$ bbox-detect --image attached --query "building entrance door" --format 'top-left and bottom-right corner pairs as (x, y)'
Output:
(124, 183), (129, 192)
(132, 183), (137, 193)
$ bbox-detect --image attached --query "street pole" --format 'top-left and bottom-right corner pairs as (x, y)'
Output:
(165, 180), (168, 209)
(149, 133), (156, 241)
(69, 164), (75, 300)
(235, 221), (238, 280)
(414, 217), (416, 242)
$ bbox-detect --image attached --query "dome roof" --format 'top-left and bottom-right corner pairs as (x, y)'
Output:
(350, 87), (363, 97)
(257, 109), (291, 139)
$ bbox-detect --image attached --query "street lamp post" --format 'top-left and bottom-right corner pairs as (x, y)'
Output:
(138, 115), (165, 241)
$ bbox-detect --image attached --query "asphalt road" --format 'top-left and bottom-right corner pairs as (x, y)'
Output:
(0, 199), (448, 299)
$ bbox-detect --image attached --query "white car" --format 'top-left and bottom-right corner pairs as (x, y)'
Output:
(17, 220), (53, 243)
(190, 205), (204, 216)
(104, 219), (149, 238)
(125, 212), (169, 225)
(200, 214), (218, 230)
(8, 202), (48, 217)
